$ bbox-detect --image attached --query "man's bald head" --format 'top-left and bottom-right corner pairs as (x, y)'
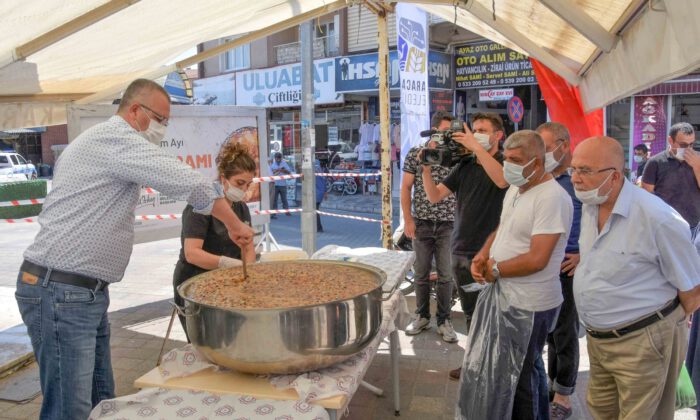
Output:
(574, 136), (624, 171)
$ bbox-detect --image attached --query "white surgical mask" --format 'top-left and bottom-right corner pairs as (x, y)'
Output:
(474, 132), (492, 150)
(544, 143), (565, 173)
(224, 181), (246, 202)
(139, 118), (167, 146)
(503, 158), (536, 187)
(633, 155), (644, 163)
(674, 148), (686, 161)
(574, 171), (614, 205)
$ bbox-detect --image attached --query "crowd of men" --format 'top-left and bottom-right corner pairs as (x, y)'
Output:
(401, 112), (700, 420)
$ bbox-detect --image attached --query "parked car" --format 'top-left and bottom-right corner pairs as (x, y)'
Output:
(0, 152), (37, 180)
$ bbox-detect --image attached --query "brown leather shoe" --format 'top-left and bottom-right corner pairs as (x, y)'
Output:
(448, 367), (461, 380)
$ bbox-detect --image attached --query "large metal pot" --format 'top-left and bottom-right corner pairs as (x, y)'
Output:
(176, 260), (386, 374)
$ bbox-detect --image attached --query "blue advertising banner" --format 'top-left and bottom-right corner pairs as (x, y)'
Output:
(428, 51), (452, 90)
(335, 52), (400, 92)
(335, 50), (451, 92)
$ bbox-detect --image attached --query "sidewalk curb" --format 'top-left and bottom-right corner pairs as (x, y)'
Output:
(0, 325), (34, 378)
(320, 201), (400, 217)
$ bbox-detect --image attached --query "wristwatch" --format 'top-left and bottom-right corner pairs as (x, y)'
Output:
(491, 261), (501, 280)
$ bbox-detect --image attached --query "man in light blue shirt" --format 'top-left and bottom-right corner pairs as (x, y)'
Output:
(16, 79), (253, 420)
(571, 136), (700, 420)
(270, 152), (294, 218)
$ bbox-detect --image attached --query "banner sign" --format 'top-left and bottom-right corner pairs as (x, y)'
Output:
(397, 3), (430, 169)
(336, 52), (400, 92)
(428, 51), (452, 90)
(193, 73), (236, 105)
(236, 58), (343, 107)
(479, 88), (514, 102)
(430, 91), (454, 115)
(455, 41), (535, 89)
(67, 105), (267, 242)
(335, 50), (451, 92)
(632, 95), (668, 171)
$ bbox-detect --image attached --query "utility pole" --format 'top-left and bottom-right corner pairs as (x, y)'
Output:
(300, 20), (317, 256)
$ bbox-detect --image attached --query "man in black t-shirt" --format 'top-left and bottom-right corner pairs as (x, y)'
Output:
(422, 112), (509, 380)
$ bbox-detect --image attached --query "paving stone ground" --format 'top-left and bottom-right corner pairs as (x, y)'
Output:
(0, 191), (695, 419)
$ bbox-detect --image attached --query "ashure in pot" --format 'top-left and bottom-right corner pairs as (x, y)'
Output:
(176, 260), (385, 374)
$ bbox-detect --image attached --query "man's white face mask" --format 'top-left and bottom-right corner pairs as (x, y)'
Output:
(139, 119), (167, 146)
(138, 105), (167, 145)
(474, 132), (492, 150)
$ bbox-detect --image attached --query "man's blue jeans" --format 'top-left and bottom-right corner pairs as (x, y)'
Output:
(512, 306), (559, 420)
(15, 272), (114, 420)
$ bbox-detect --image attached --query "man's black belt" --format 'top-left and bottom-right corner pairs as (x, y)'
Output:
(586, 297), (680, 339)
(20, 260), (108, 291)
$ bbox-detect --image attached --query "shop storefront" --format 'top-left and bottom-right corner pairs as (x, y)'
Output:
(605, 73), (700, 179)
(454, 41), (547, 134)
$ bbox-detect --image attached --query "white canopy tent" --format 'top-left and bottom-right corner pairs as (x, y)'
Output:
(0, 0), (698, 129)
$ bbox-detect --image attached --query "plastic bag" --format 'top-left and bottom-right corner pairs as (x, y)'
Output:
(456, 282), (534, 419)
(676, 364), (697, 410)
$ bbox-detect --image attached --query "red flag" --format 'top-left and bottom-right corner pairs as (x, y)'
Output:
(530, 58), (603, 148)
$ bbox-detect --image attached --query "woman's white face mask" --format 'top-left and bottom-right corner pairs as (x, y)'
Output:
(224, 180), (247, 202)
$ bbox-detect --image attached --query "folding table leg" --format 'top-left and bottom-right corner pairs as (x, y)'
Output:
(390, 329), (400, 416)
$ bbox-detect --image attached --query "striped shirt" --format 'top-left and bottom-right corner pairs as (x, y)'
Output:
(24, 116), (222, 283)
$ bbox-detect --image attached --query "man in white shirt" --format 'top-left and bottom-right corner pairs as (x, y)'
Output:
(457, 130), (573, 419)
(572, 136), (700, 420)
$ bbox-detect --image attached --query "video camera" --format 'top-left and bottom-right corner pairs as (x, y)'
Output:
(420, 119), (469, 167)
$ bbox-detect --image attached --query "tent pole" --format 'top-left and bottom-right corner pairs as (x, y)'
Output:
(377, 8), (393, 249)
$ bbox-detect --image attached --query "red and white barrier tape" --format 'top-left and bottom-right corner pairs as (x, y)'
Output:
(315, 172), (381, 177)
(0, 218), (38, 223)
(135, 172), (382, 196)
(0, 198), (44, 207)
(2, 210), (387, 225)
(253, 208), (303, 215)
(316, 210), (389, 224)
(253, 174), (303, 183)
(2, 214), (183, 223)
(136, 214), (181, 221)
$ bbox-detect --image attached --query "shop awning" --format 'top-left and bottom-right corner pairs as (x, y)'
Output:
(0, 0), (698, 129)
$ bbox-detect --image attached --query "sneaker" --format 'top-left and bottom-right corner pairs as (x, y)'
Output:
(437, 320), (458, 343)
(448, 367), (461, 380)
(405, 317), (430, 335)
(550, 402), (572, 420)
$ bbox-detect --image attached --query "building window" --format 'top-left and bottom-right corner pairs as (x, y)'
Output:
(221, 39), (250, 72)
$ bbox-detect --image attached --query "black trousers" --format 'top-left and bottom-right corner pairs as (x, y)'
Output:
(546, 273), (580, 395)
(316, 202), (323, 231)
(451, 253), (479, 324)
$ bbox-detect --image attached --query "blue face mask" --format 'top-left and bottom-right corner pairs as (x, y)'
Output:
(503, 157), (536, 187)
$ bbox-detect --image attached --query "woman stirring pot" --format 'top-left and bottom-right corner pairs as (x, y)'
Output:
(173, 142), (257, 341)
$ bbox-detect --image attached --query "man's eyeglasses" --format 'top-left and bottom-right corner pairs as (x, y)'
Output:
(567, 167), (615, 177)
(139, 104), (169, 127)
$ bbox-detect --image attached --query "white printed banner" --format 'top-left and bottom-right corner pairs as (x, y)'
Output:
(396, 4), (430, 170)
(235, 58), (343, 107)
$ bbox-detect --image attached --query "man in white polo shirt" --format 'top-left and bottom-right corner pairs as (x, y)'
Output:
(572, 136), (700, 420)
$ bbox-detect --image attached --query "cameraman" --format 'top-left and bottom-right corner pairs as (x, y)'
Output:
(421, 112), (509, 380)
(401, 111), (458, 342)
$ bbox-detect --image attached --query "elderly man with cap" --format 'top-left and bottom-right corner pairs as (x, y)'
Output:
(572, 136), (700, 420)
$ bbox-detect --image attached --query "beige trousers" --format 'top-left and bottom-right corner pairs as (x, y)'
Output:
(586, 305), (687, 420)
